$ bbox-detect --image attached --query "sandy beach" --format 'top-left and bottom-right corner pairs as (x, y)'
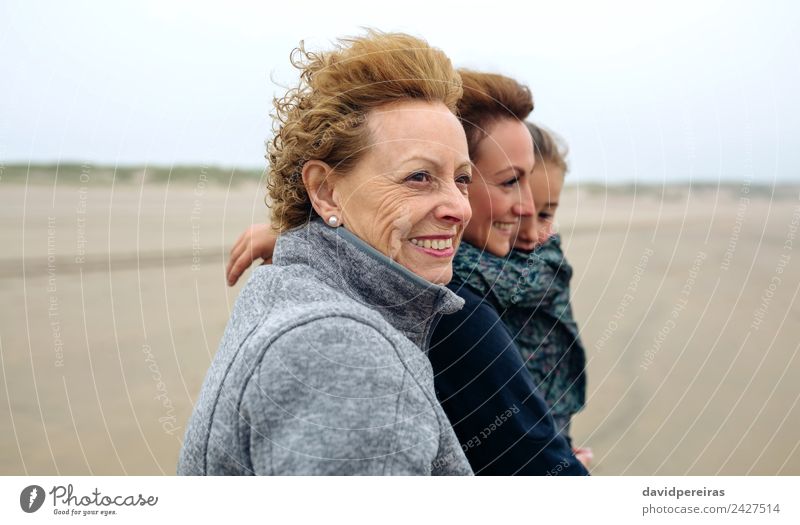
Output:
(1, 170), (798, 475)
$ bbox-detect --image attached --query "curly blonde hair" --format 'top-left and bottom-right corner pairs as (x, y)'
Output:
(266, 30), (463, 232)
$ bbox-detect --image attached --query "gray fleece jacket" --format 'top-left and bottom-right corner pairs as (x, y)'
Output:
(177, 218), (473, 475)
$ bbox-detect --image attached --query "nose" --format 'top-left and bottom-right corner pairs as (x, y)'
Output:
(436, 180), (472, 225)
(517, 214), (538, 241)
(511, 178), (535, 217)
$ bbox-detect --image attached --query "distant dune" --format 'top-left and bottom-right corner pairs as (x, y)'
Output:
(0, 163), (264, 186)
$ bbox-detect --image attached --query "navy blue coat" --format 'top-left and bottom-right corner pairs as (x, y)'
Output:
(429, 283), (589, 476)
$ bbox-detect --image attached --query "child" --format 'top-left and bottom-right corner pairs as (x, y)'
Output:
(505, 122), (591, 465)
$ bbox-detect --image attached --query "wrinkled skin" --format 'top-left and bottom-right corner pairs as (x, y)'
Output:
(318, 100), (472, 284)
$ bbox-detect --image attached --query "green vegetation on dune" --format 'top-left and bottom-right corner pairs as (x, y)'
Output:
(0, 163), (265, 186)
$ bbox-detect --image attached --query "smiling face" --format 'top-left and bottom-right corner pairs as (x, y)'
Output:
(331, 100), (472, 284)
(462, 118), (536, 256)
(514, 160), (565, 251)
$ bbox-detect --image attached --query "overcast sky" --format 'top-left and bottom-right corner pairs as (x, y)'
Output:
(1, 0), (798, 182)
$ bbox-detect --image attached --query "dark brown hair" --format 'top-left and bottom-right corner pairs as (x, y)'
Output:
(456, 70), (534, 160)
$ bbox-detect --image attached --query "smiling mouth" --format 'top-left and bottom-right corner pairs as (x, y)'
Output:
(493, 222), (517, 233)
(409, 237), (454, 250)
(408, 235), (456, 258)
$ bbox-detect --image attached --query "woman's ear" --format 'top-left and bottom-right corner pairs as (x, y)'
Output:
(302, 160), (340, 222)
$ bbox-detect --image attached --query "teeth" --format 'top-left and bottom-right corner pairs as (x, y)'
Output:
(493, 222), (516, 231)
(409, 237), (454, 251)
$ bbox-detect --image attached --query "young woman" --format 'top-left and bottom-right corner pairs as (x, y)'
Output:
(426, 71), (587, 475)
(439, 121), (592, 469)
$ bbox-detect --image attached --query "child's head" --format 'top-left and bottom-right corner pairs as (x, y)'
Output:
(514, 122), (569, 251)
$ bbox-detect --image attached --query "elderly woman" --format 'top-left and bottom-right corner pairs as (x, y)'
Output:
(178, 31), (474, 475)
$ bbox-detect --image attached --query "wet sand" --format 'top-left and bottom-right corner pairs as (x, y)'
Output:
(1, 176), (798, 475)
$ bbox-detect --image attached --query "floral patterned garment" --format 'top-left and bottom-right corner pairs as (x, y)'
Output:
(451, 235), (587, 422)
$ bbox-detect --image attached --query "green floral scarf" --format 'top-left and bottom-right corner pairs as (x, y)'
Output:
(451, 236), (587, 419)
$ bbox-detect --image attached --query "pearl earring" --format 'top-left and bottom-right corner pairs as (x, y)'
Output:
(327, 215), (339, 227)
